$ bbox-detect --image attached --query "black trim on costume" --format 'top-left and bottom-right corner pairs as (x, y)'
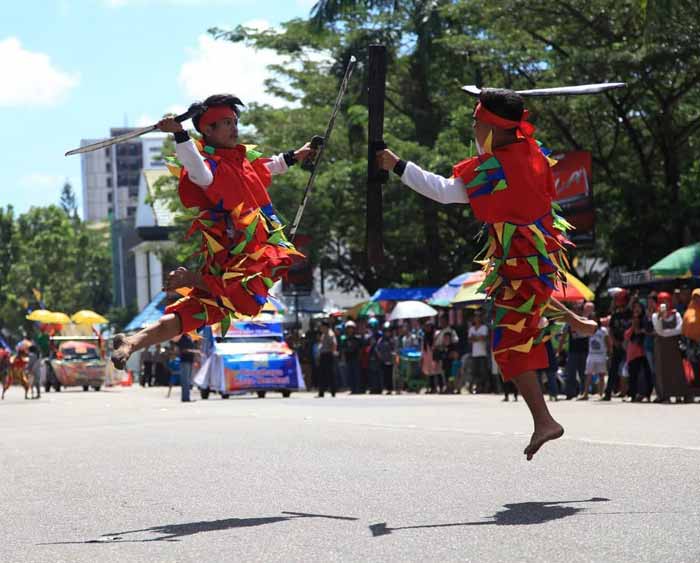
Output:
(393, 159), (407, 177)
(283, 150), (297, 167)
(174, 131), (191, 144)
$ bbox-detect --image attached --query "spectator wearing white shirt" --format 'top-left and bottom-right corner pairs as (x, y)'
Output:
(468, 314), (489, 393)
(579, 316), (609, 400)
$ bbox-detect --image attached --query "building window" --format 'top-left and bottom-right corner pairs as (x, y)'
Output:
(127, 206), (136, 217)
(106, 162), (111, 172)
(108, 206), (113, 215)
(128, 188), (139, 198)
(107, 193), (113, 203)
(106, 177), (112, 187)
(105, 148), (110, 157)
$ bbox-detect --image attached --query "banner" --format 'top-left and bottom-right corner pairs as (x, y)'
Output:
(551, 151), (594, 245)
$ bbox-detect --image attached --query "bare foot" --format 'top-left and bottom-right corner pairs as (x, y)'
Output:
(111, 333), (132, 370)
(523, 422), (564, 461)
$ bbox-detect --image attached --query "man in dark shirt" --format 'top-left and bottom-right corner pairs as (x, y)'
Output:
(340, 321), (364, 394)
(603, 293), (632, 401)
(176, 333), (197, 402)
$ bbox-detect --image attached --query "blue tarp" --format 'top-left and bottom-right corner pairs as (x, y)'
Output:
(370, 287), (438, 302)
(124, 291), (167, 332)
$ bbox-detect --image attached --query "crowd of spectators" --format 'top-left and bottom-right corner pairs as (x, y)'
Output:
(294, 286), (700, 403)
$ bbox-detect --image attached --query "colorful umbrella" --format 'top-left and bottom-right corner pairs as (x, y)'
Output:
(387, 301), (438, 321)
(650, 243), (700, 278)
(71, 310), (109, 325)
(347, 301), (384, 319)
(451, 282), (487, 305)
(26, 309), (54, 322)
(46, 312), (72, 325)
(552, 272), (594, 302)
(430, 271), (485, 306)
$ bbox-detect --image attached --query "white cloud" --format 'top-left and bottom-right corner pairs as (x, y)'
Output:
(0, 37), (79, 107)
(178, 23), (331, 110)
(178, 31), (294, 109)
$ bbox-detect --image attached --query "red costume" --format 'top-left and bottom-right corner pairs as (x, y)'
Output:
(453, 103), (573, 379)
(164, 131), (302, 334)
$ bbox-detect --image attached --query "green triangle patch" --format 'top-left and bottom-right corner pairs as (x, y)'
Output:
(246, 148), (263, 162)
(475, 156), (501, 171)
(493, 179), (508, 192)
(245, 215), (260, 241)
(230, 240), (247, 255)
(267, 232), (284, 246)
(494, 306), (509, 325)
(515, 295), (536, 314)
(220, 314), (231, 336)
(526, 256), (540, 276)
(192, 312), (207, 321)
(466, 171), (489, 188)
(501, 223), (517, 258)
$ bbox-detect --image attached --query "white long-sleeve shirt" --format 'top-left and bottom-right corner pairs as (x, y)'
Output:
(399, 161), (470, 205)
(175, 138), (291, 188)
(652, 311), (683, 337)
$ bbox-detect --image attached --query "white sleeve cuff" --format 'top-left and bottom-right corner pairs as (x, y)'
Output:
(401, 161), (469, 204)
(265, 153), (289, 176)
(175, 139), (213, 187)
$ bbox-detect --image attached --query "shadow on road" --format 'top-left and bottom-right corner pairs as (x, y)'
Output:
(370, 497), (611, 537)
(40, 511), (358, 544)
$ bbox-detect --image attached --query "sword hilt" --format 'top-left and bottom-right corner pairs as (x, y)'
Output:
(174, 103), (206, 123)
(300, 135), (325, 172)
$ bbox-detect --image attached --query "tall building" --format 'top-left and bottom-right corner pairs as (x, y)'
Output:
(80, 130), (166, 221)
(80, 129), (166, 308)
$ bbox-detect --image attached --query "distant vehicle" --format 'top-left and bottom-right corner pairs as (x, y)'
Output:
(194, 320), (305, 399)
(48, 339), (106, 392)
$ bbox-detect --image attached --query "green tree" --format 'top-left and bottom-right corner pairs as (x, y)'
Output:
(210, 2), (484, 291)
(442, 0), (700, 269)
(59, 180), (79, 221)
(0, 205), (112, 337)
(148, 0), (700, 295)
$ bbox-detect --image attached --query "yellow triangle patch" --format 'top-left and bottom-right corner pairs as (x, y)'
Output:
(202, 231), (225, 254)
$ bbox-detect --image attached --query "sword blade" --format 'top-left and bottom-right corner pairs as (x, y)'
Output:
(461, 82), (626, 97)
(65, 105), (205, 157)
(65, 125), (156, 156)
(289, 56), (357, 240)
(516, 83), (626, 96)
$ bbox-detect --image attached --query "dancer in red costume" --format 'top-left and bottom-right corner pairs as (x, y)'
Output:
(377, 88), (595, 460)
(112, 94), (315, 370)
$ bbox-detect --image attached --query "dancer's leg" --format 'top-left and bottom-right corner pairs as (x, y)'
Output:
(513, 370), (564, 461)
(111, 314), (182, 370)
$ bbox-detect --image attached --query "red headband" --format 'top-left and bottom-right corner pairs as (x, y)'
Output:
(198, 106), (236, 131)
(474, 102), (535, 137)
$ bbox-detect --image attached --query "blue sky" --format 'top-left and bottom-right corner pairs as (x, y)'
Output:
(0, 0), (315, 217)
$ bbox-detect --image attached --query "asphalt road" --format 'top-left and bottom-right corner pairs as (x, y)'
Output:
(2, 386), (700, 563)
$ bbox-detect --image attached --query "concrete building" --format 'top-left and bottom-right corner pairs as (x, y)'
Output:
(80, 129), (166, 308)
(80, 131), (166, 222)
(133, 169), (176, 311)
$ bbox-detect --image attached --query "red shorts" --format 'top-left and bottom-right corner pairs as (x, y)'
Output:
(165, 295), (226, 334)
